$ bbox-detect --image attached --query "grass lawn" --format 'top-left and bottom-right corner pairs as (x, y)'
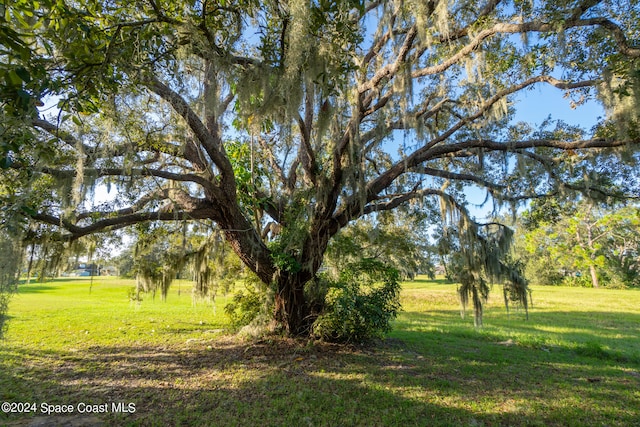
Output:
(1, 276), (639, 426)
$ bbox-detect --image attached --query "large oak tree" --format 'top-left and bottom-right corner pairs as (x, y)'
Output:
(1, 0), (639, 335)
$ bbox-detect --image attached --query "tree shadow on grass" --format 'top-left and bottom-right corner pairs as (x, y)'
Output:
(1, 333), (640, 427)
(0, 339), (476, 426)
(408, 277), (454, 286)
(17, 277), (81, 285)
(397, 308), (640, 364)
(13, 285), (58, 294)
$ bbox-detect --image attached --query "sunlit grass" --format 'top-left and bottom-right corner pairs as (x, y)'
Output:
(1, 276), (639, 426)
(5, 277), (231, 351)
(395, 280), (640, 361)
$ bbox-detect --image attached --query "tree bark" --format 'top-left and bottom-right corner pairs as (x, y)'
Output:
(585, 207), (600, 288)
(272, 223), (332, 335)
(26, 243), (35, 285)
(274, 271), (314, 336)
(589, 263), (599, 288)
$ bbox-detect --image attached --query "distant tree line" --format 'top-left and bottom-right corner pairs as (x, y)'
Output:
(518, 199), (640, 288)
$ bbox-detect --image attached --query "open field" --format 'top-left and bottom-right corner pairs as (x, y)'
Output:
(1, 277), (639, 426)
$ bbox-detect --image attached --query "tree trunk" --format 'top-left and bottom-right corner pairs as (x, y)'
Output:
(221, 208), (332, 336)
(26, 243), (35, 285)
(589, 264), (599, 288)
(221, 217), (318, 335)
(216, 199), (276, 285)
(274, 271), (314, 336)
(271, 227), (331, 336)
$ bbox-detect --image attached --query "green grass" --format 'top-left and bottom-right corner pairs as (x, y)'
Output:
(1, 276), (639, 426)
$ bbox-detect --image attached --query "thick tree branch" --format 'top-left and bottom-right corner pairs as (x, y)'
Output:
(515, 150), (634, 201)
(364, 75), (600, 198)
(358, 25), (418, 93)
(362, 188), (442, 216)
(367, 135), (638, 212)
(331, 186), (471, 231)
(422, 75), (597, 153)
(74, 187), (208, 221)
(33, 118), (202, 169)
(75, 190), (164, 221)
(30, 206), (216, 241)
(294, 82), (318, 186)
(416, 167), (506, 192)
(144, 75), (234, 182)
(436, 137), (638, 156)
(579, 18), (640, 57)
(32, 118), (92, 153)
(362, 8), (398, 68)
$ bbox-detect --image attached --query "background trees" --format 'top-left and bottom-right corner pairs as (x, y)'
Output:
(324, 210), (436, 281)
(1, 0), (639, 336)
(520, 200), (640, 288)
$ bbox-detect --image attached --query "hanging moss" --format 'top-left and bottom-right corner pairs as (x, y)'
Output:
(131, 224), (247, 305)
(502, 259), (531, 320)
(598, 67), (640, 139)
(191, 242), (216, 302)
(437, 193), (530, 326)
(0, 229), (23, 336)
(457, 272), (490, 328)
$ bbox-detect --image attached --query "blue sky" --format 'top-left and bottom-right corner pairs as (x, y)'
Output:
(513, 85), (604, 128)
(464, 86), (606, 220)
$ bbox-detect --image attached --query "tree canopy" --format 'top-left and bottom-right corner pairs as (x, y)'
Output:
(1, 0), (639, 335)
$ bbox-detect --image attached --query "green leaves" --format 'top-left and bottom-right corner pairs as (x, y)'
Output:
(519, 201), (640, 288)
(325, 212), (435, 281)
(312, 259), (401, 343)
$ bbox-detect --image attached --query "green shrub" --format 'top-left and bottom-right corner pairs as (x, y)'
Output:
(312, 259), (401, 343)
(224, 279), (274, 332)
(563, 274), (594, 288)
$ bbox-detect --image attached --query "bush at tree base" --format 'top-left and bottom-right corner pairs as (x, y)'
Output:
(224, 279), (275, 333)
(312, 259), (401, 343)
(224, 259), (401, 343)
